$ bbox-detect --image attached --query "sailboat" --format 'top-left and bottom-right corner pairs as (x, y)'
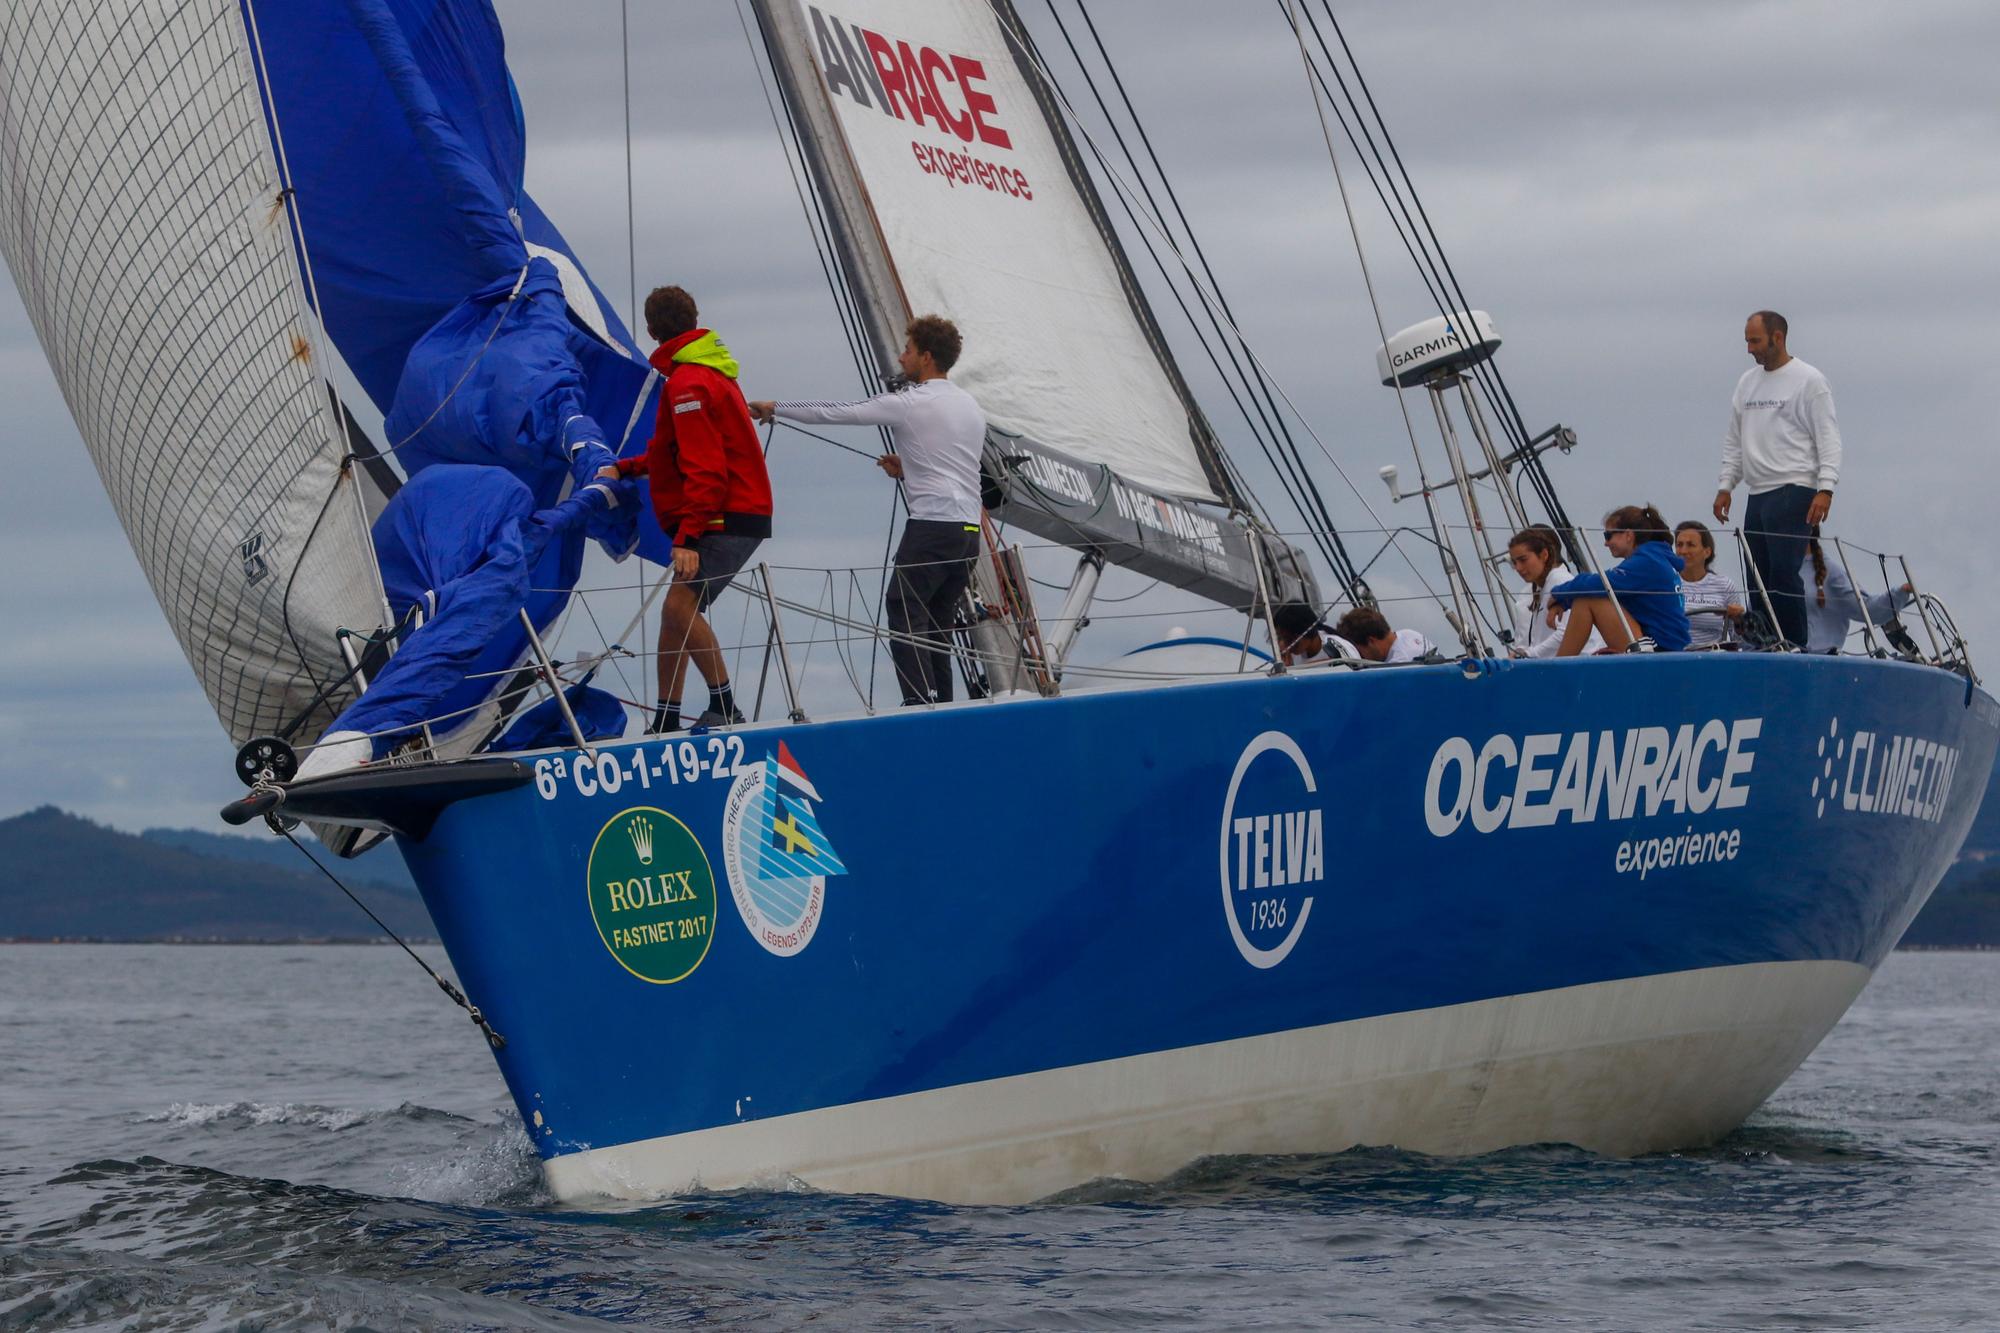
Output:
(3, 0), (1993, 1206)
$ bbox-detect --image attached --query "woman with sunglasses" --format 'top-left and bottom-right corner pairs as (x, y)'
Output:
(1505, 525), (1601, 657)
(1547, 504), (1692, 654)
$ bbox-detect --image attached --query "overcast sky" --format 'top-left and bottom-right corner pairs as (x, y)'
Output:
(4, 0), (1996, 832)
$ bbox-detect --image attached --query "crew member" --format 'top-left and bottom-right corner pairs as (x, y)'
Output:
(1712, 310), (1842, 649)
(752, 316), (983, 706)
(1333, 606), (1436, 664)
(1272, 601), (1357, 666)
(1549, 504), (1691, 654)
(608, 286), (772, 732)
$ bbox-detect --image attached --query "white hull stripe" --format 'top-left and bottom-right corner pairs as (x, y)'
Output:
(544, 959), (1867, 1205)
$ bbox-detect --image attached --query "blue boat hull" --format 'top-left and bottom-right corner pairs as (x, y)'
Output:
(397, 654), (1998, 1202)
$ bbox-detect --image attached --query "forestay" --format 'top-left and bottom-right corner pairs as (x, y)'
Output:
(0, 0), (385, 745)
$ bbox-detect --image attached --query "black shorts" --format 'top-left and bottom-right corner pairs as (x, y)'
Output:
(682, 532), (763, 610)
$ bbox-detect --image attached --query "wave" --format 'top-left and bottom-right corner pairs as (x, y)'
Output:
(135, 1100), (471, 1132)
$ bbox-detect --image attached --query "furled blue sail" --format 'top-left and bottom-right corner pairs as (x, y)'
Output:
(244, 0), (669, 766)
(317, 465), (629, 760)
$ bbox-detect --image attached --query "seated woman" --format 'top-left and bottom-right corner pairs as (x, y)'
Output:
(1505, 525), (1601, 657)
(1801, 530), (1914, 654)
(1548, 504), (1692, 654)
(1673, 520), (1745, 649)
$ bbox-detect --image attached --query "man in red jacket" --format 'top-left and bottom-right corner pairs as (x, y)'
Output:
(608, 286), (773, 732)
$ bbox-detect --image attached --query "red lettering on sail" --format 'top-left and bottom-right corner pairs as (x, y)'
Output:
(861, 30), (923, 123)
(811, 10), (1015, 151)
(921, 48), (973, 141)
(895, 41), (946, 129)
(952, 55), (1011, 149)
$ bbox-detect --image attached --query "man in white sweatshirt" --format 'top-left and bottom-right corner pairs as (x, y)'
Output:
(751, 316), (986, 705)
(1712, 310), (1841, 649)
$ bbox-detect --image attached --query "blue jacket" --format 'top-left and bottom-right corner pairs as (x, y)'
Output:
(1550, 540), (1691, 651)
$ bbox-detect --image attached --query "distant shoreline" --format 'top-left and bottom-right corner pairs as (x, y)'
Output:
(0, 936), (440, 946)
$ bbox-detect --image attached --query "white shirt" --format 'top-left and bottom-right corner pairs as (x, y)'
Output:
(1802, 554), (1911, 654)
(776, 380), (986, 524)
(1719, 357), (1842, 495)
(1680, 569), (1744, 649)
(1513, 562), (1603, 657)
(1385, 628), (1435, 663)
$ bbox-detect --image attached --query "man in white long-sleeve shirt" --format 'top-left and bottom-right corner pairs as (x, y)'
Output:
(751, 316), (985, 705)
(1712, 310), (1842, 649)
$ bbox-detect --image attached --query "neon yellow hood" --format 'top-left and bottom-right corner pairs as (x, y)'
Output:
(669, 330), (739, 380)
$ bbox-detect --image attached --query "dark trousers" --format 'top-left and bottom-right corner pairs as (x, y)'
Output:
(886, 520), (981, 705)
(1744, 483), (1815, 649)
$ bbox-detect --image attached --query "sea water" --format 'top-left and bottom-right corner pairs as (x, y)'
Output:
(1, 945), (1995, 1330)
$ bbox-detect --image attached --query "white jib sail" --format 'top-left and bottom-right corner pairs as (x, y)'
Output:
(0, 1), (384, 747)
(793, 0), (1221, 502)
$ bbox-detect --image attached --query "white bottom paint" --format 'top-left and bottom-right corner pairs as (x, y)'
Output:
(543, 959), (1867, 1205)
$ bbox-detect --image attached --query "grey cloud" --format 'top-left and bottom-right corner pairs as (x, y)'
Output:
(3, 0), (1995, 830)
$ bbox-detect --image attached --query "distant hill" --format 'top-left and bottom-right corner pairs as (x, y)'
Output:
(1902, 866), (2000, 950)
(1964, 750), (2000, 855)
(0, 807), (434, 942)
(142, 824), (418, 894)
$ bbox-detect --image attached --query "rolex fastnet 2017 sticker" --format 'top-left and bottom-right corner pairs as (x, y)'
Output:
(587, 807), (717, 983)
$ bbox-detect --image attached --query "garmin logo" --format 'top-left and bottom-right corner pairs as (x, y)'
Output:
(1424, 719), (1761, 836)
(1391, 331), (1463, 369)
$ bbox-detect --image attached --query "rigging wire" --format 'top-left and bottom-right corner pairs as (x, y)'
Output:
(1295, 1), (1580, 560)
(273, 826), (507, 1050)
(736, 0), (901, 489)
(980, 1), (1448, 611)
(1035, 1), (1357, 602)
(620, 0), (638, 335)
(1277, 0), (1484, 651)
(1064, 0), (1367, 603)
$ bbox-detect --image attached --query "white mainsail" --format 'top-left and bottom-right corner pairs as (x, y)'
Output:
(0, 0), (384, 747)
(776, 0), (1222, 503)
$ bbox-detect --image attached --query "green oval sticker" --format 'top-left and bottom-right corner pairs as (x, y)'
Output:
(587, 807), (717, 984)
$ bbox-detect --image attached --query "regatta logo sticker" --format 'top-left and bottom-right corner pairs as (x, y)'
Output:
(1219, 731), (1323, 969)
(586, 807), (716, 984)
(723, 742), (848, 956)
(1825, 717), (1963, 824)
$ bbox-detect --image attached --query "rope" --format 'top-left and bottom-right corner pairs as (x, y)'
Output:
(273, 825), (505, 1050)
(620, 0), (638, 335)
